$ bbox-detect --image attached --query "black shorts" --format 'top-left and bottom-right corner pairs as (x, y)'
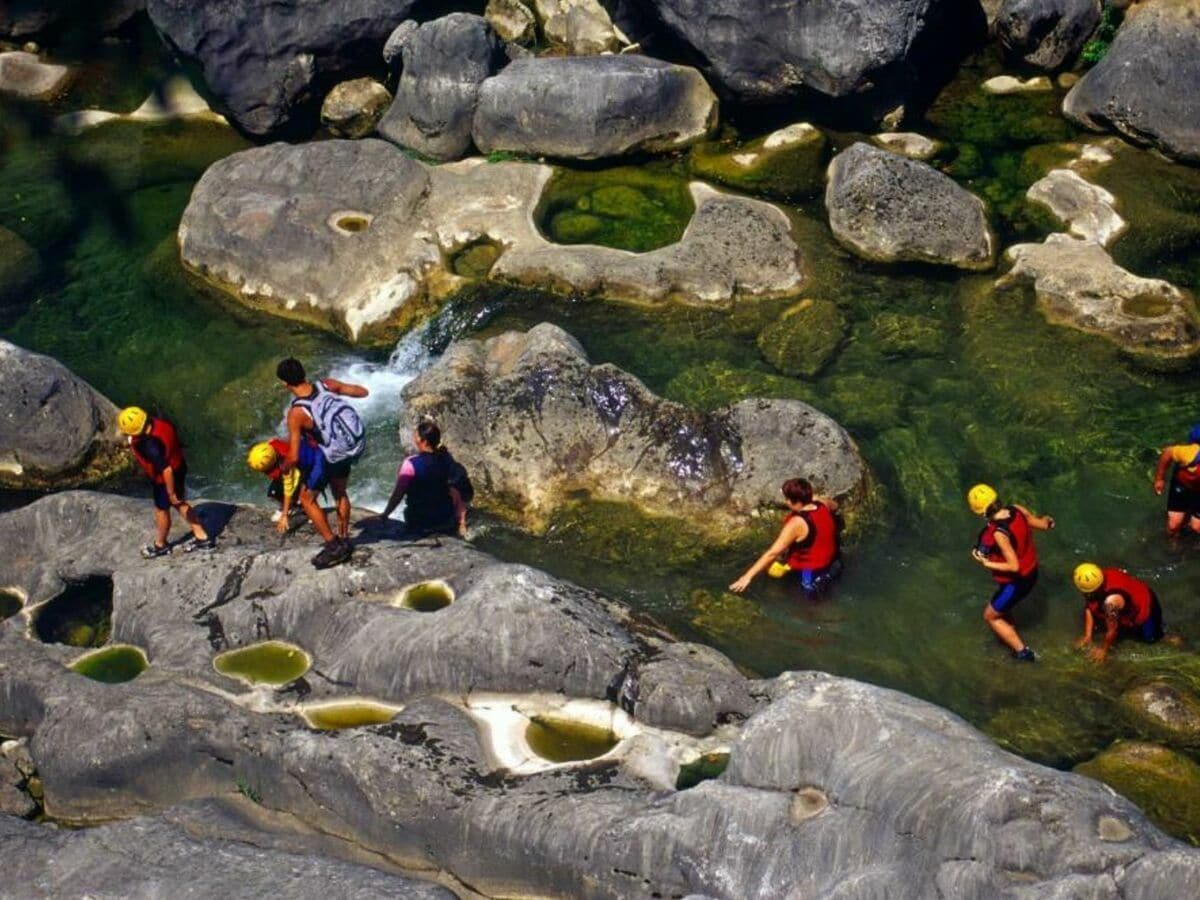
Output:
(151, 467), (187, 511)
(308, 455), (354, 494)
(989, 569), (1038, 615)
(1166, 474), (1200, 518)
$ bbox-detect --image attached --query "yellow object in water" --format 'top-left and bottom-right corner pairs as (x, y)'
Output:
(768, 561), (790, 578)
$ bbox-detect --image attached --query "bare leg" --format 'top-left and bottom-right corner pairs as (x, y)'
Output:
(299, 487), (336, 542)
(1189, 516), (1200, 535)
(1167, 511), (1186, 535)
(331, 477), (350, 540)
(984, 605), (1026, 654)
(153, 508), (170, 548)
(177, 502), (209, 540)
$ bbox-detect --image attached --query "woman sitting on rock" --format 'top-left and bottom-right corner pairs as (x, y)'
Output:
(730, 478), (841, 599)
(371, 420), (469, 538)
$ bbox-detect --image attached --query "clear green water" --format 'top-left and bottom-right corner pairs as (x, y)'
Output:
(213, 641), (311, 687)
(525, 716), (619, 763)
(676, 752), (731, 790)
(69, 644), (148, 684)
(5, 34), (1200, 838)
(399, 581), (454, 612)
(302, 701), (400, 731)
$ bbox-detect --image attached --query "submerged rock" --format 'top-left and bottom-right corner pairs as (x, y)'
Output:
(1075, 741), (1200, 845)
(756, 299), (847, 377)
(0, 51), (69, 100)
(0, 341), (126, 489)
(0, 491), (1198, 897)
(981, 73), (1053, 94)
(872, 131), (943, 160)
(826, 142), (995, 270)
(995, 0), (1101, 70)
(0, 226), (40, 307)
(1063, 0), (1200, 164)
(473, 55), (717, 160)
(377, 14), (505, 161)
(146, 0), (422, 138)
(400, 323), (866, 528)
(999, 233), (1200, 362)
(1121, 681), (1200, 747)
(320, 77), (391, 139)
(1027, 167), (1126, 246)
(179, 140), (805, 341)
(690, 122), (828, 200)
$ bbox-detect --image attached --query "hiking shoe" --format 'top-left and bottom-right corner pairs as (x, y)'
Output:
(182, 536), (217, 553)
(141, 543), (170, 560)
(1014, 647), (1036, 662)
(311, 539), (352, 570)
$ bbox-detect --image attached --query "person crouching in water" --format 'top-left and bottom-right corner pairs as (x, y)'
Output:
(730, 478), (840, 598)
(371, 421), (467, 537)
(117, 406), (214, 558)
(246, 439), (316, 534)
(967, 483), (1054, 662)
(1072, 563), (1165, 663)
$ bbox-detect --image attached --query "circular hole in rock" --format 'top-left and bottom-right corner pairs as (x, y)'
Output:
(32, 576), (113, 647)
(675, 751), (731, 790)
(525, 715), (618, 764)
(213, 640), (311, 686)
(69, 644), (148, 684)
(791, 786), (830, 823)
(1121, 293), (1173, 319)
(398, 580), (454, 612)
(450, 239), (502, 278)
(300, 700), (402, 731)
(0, 589), (22, 621)
(328, 211), (373, 235)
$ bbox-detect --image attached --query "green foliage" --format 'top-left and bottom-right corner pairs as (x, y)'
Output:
(235, 777), (262, 805)
(1080, 3), (1121, 67)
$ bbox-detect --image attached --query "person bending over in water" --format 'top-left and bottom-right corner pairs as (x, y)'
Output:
(371, 421), (468, 538)
(967, 483), (1054, 662)
(1072, 563), (1167, 664)
(1153, 424), (1200, 537)
(730, 478), (841, 599)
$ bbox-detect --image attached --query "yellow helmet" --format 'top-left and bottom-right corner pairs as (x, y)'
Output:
(1073, 563), (1104, 594)
(246, 442), (278, 473)
(117, 406), (148, 436)
(967, 483), (998, 515)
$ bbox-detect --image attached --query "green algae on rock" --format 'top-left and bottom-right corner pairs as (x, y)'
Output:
(675, 751), (731, 790)
(1121, 681), (1200, 749)
(0, 226), (40, 308)
(689, 122), (827, 200)
(32, 576), (113, 648)
(300, 700), (402, 731)
(525, 715), (618, 763)
(213, 641), (311, 687)
(867, 312), (949, 358)
(69, 644), (148, 684)
(1075, 742), (1200, 845)
(663, 360), (820, 411)
(757, 299), (847, 378)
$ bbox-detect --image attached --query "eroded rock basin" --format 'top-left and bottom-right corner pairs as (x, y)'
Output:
(213, 641), (311, 687)
(69, 644), (148, 684)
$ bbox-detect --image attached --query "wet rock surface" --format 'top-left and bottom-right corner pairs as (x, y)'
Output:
(0, 340), (126, 489)
(0, 51), (69, 100)
(826, 142), (995, 270)
(0, 491), (1198, 897)
(179, 140), (805, 342)
(400, 323), (866, 528)
(1121, 681), (1200, 747)
(690, 122), (828, 200)
(473, 55), (717, 160)
(995, 0), (1101, 70)
(146, 0), (422, 138)
(377, 13), (505, 161)
(1075, 741), (1200, 845)
(1063, 0), (1200, 164)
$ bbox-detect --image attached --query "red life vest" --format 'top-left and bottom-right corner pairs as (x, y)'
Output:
(1176, 447), (1200, 489)
(1086, 568), (1154, 629)
(131, 417), (186, 485)
(264, 437), (290, 482)
(980, 507), (1038, 584)
(785, 502), (838, 571)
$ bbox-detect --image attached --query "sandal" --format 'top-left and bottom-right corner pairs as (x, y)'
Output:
(182, 536), (217, 553)
(141, 543), (170, 559)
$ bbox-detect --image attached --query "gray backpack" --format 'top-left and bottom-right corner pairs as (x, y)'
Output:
(293, 382), (365, 464)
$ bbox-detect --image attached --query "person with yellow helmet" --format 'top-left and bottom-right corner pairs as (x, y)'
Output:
(1152, 423), (1200, 536)
(246, 438), (317, 535)
(967, 483), (1055, 662)
(1072, 563), (1164, 663)
(117, 406), (214, 558)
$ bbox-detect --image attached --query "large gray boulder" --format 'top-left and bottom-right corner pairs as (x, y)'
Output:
(0, 0), (143, 36)
(643, 0), (969, 119)
(826, 142), (995, 270)
(473, 55), (717, 160)
(146, 0), (422, 138)
(400, 323), (867, 529)
(0, 492), (1198, 899)
(178, 140), (805, 342)
(377, 13), (505, 161)
(1063, 0), (1200, 164)
(0, 340), (126, 489)
(996, 0), (1101, 69)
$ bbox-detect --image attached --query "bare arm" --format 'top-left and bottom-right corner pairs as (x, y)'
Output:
(975, 530), (1019, 573)
(730, 519), (806, 593)
(162, 466), (179, 504)
(1076, 607), (1095, 648)
(450, 486), (467, 537)
(323, 378), (369, 399)
(1090, 595), (1124, 662)
(1013, 504), (1055, 531)
(1154, 448), (1174, 494)
(283, 407), (306, 469)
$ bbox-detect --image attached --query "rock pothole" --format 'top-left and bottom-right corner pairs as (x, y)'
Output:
(69, 644), (148, 684)
(525, 715), (619, 764)
(299, 699), (403, 731)
(0, 588), (22, 621)
(31, 576), (113, 647)
(213, 640), (311, 687)
(397, 580), (455, 612)
(791, 786), (830, 823)
(328, 211), (373, 235)
(1098, 814), (1133, 843)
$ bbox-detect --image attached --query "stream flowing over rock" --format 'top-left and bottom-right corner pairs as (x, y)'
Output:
(146, 0), (424, 138)
(0, 341), (126, 489)
(826, 142), (995, 270)
(1063, 0), (1200, 164)
(1, 491), (1199, 898)
(178, 140), (804, 343)
(376, 13), (505, 161)
(400, 323), (867, 529)
(472, 55), (717, 160)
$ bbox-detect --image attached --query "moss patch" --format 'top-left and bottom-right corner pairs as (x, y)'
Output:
(689, 124), (827, 200)
(822, 374), (909, 434)
(867, 312), (949, 358)
(757, 299), (847, 377)
(1075, 741), (1200, 845)
(663, 360), (819, 411)
(0, 225), (41, 308)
